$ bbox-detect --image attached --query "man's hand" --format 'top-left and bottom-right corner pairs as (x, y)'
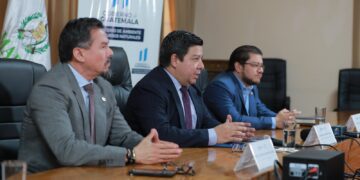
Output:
(214, 115), (255, 144)
(275, 109), (301, 129)
(133, 129), (182, 164)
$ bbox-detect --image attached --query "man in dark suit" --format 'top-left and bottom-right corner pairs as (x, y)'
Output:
(126, 31), (255, 147)
(18, 18), (181, 173)
(204, 45), (297, 129)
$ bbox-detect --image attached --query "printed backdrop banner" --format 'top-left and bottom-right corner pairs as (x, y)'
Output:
(0, 0), (51, 70)
(78, 0), (163, 84)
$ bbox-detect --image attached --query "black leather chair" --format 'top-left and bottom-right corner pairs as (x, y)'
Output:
(257, 58), (290, 113)
(0, 59), (46, 162)
(336, 69), (360, 123)
(103, 46), (132, 114)
(195, 69), (208, 94)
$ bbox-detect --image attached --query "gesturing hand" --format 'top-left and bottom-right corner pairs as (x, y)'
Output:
(133, 129), (182, 164)
(214, 115), (255, 144)
(276, 109), (301, 129)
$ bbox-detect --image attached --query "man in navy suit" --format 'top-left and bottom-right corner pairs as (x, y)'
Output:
(204, 45), (297, 129)
(126, 31), (255, 147)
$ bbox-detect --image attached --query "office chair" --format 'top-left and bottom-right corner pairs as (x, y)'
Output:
(195, 69), (208, 94)
(336, 68), (360, 124)
(102, 46), (132, 114)
(0, 59), (46, 162)
(257, 58), (290, 113)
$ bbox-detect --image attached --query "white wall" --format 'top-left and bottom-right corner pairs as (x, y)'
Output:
(194, 0), (353, 123)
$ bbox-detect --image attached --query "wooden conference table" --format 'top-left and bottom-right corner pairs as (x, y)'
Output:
(28, 129), (360, 180)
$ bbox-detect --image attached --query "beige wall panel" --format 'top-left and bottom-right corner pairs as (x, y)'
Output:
(194, 0), (353, 123)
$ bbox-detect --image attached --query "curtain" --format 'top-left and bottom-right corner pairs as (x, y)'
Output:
(46, 0), (78, 66)
(173, 0), (195, 32)
(0, 0), (77, 66)
(0, 1), (7, 33)
(162, 0), (193, 38)
(354, 0), (360, 68)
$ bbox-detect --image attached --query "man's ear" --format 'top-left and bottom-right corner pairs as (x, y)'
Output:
(72, 47), (85, 63)
(234, 62), (243, 73)
(169, 54), (179, 68)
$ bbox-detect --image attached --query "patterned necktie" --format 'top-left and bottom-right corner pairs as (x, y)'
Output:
(84, 83), (95, 143)
(180, 86), (192, 129)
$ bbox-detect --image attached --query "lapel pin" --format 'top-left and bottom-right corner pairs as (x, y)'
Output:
(101, 97), (106, 101)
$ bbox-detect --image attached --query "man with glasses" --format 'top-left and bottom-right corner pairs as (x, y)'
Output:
(204, 45), (296, 129)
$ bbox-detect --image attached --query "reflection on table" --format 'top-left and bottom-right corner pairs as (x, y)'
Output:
(27, 130), (360, 180)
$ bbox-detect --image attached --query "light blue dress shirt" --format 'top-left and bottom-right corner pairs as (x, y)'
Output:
(68, 64), (93, 111)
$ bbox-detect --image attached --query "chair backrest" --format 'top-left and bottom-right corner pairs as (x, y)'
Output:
(0, 59), (46, 161)
(337, 68), (360, 111)
(102, 46), (132, 114)
(257, 58), (289, 112)
(195, 69), (208, 94)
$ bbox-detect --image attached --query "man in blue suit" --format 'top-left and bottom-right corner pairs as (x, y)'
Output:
(126, 31), (255, 147)
(204, 45), (296, 129)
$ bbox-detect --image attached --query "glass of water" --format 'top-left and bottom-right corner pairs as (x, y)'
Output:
(283, 120), (296, 147)
(315, 107), (326, 124)
(1, 160), (27, 180)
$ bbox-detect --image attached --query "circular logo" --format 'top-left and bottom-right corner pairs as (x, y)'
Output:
(17, 12), (49, 54)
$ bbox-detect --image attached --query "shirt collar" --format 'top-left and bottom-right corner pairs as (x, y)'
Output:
(164, 68), (183, 91)
(68, 64), (93, 88)
(233, 72), (253, 91)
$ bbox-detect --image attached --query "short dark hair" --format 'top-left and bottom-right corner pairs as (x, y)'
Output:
(227, 45), (263, 71)
(159, 30), (203, 67)
(58, 18), (104, 63)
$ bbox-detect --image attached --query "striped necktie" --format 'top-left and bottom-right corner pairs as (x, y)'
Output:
(180, 86), (192, 129)
(84, 83), (96, 143)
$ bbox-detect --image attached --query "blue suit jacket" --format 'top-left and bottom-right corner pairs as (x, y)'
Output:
(125, 66), (221, 147)
(204, 72), (276, 129)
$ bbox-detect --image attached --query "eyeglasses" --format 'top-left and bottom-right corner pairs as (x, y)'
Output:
(162, 161), (196, 176)
(244, 62), (265, 70)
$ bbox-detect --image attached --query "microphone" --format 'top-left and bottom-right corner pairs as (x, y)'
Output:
(271, 137), (283, 146)
(300, 128), (311, 141)
(300, 125), (348, 141)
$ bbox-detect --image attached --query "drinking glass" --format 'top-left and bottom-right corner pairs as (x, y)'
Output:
(283, 120), (296, 147)
(1, 160), (27, 180)
(315, 107), (326, 124)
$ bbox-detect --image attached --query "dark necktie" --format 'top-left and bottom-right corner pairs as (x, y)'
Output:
(180, 86), (192, 129)
(84, 83), (95, 143)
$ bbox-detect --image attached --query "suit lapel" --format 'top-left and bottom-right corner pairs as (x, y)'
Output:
(63, 64), (91, 142)
(169, 83), (186, 129)
(230, 72), (249, 116)
(93, 80), (106, 144)
(189, 86), (201, 128)
(159, 67), (186, 129)
(249, 90), (257, 116)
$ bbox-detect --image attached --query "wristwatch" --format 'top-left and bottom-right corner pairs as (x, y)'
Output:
(126, 148), (136, 164)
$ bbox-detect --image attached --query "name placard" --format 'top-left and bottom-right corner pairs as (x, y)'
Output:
(346, 113), (360, 132)
(234, 138), (277, 172)
(303, 123), (337, 147)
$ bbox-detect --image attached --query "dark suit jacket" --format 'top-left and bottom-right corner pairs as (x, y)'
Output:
(125, 66), (220, 147)
(18, 63), (142, 173)
(204, 72), (276, 129)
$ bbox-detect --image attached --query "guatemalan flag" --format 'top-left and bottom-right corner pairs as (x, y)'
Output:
(0, 0), (51, 70)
